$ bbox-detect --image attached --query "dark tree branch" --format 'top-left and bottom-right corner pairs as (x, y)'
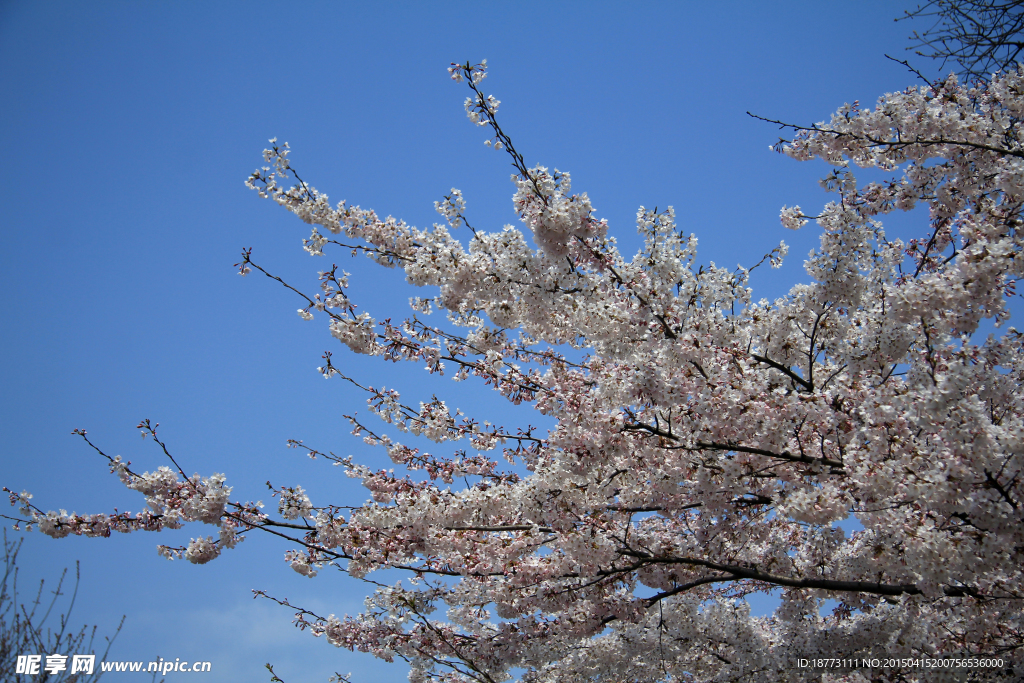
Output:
(619, 550), (1002, 599)
(900, 0), (1024, 81)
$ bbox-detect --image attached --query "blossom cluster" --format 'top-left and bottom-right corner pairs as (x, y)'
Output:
(15, 65), (1024, 681)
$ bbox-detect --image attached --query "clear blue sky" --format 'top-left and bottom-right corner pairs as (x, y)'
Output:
(1, 1), (935, 680)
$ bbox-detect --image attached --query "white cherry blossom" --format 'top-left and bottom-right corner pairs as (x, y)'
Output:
(10, 62), (1024, 681)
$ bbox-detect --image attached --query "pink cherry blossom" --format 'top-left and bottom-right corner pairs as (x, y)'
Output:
(9, 61), (1024, 681)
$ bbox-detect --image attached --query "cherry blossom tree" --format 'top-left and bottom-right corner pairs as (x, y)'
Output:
(7, 57), (1024, 681)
